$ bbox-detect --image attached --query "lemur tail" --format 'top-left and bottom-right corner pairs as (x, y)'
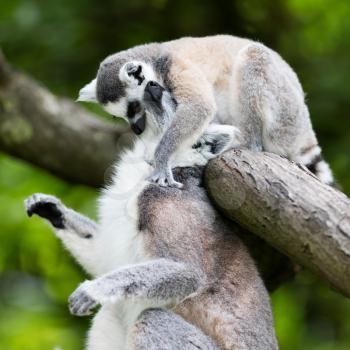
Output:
(298, 145), (334, 186)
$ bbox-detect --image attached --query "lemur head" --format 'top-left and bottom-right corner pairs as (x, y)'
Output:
(78, 57), (174, 136)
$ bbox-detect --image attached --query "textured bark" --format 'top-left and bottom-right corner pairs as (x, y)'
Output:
(0, 50), (294, 290)
(0, 49), (133, 187)
(6, 50), (350, 295)
(206, 149), (350, 297)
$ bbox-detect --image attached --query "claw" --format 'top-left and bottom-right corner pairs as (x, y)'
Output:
(147, 169), (183, 189)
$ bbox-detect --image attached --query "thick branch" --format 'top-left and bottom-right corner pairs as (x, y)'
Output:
(0, 49), (133, 187)
(2, 50), (348, 296)
(206, 149), (350, 298)
(0, 51), (294, 290)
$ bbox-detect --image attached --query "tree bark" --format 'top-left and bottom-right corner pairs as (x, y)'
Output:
(206, 149), (350, 298)
(0, 49), (133, 187)
(4, 49), (350, 295)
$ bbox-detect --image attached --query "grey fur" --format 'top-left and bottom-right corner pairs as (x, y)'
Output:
(130, 308), (219, 350)
(24, 193), (100, 276)
(25, 193), (97, 239)
(68, 259), (201, 316)
(25, 81), (278, 348)
(80, 35), (333, 186)
(63, 164), (278, 349)
(152, 55), (172, 88)
(96, 43), (162, 105)
(97, 58), (127, 104)
(24, 145), (278, 349)
(136, 167), (278, 349)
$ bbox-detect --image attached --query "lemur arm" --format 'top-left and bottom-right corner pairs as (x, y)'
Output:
(149, 63), (216, 188)
(25, 193), (99, 275)
(68, 259), (203, 316)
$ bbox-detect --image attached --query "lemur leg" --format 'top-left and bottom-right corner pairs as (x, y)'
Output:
(128, 308), (219, 350)
(148, 65), (216, 188)
(195, 124), (244, 159)
(68, 259), (202, 316)
(235, 43), (334, 184)
(25, 193), (99, 275)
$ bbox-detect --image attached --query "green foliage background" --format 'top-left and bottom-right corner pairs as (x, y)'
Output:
(0, 0), (349, 349)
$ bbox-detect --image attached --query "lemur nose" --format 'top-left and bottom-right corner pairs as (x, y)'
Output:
(145, 81), (164, 102)
(146, 81), (160, 90)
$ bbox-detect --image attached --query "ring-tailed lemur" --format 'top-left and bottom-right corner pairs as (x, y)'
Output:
(25, 82), (277, 349)
(78, 34), (334, 188)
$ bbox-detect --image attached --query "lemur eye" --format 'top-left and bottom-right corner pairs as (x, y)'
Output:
(126, 63), (141, 75)
(125, 63), (144, 85)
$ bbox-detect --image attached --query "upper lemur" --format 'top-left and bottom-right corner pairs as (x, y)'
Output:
(79, 34), (334, 187)
(25, 78), (278, 349)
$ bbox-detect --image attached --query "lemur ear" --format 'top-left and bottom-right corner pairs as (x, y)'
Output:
(77, 78), (97, 103)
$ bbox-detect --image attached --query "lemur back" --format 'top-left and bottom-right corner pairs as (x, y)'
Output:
(79, 35), (334, 187)
(138, 167), (277, 349)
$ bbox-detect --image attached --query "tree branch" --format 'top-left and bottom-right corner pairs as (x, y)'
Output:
(206, 150), (350, 298)
(7, 49), (346, 294)
(0, 49), (133, 187)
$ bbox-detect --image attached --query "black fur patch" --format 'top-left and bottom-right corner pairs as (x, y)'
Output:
(306, 154), (323, 174)
(130, 113), (146, 135)
(127, 101), (142, 119)
(207, 134), (231, 155)
(192, 141), (202, 149)
(27, 202), (65, 229)
(131, 65), (144, 85)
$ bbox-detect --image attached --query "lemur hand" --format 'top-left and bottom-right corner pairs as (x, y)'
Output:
(24, 193), (65, 229)
(147, 165), (183, 188)
(68, 280), (99, 316)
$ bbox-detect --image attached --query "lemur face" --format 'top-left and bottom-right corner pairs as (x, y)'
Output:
(78, 60), (172, 135)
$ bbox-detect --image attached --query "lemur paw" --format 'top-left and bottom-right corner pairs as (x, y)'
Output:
(24, 193), (65, 229)
(147, 169), (183, 188)
(68, 281), (99, 316)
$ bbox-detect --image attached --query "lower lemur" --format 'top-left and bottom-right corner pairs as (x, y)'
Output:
(25, 80), (278, 349)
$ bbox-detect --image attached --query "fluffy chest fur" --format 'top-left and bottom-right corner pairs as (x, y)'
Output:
(94, 131), (209, 276)
(95, 141), (153, 276)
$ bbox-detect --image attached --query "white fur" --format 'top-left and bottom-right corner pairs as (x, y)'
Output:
(104, 100), (128, 121)
(84, 125), (211, 349)
(316, 160), (334, 184)
(294, 145), (321, 166)
(56, 228), (100, 275)
(80, 36), (334, 186)
(96, 126), (209, 275)
(77, 78), (97, 102)
(103, 61), (158, 121)
(119, 61), (157, 88)
(87, 305), (125, 350)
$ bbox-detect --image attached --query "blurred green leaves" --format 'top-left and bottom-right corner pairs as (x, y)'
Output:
(0, 0), (349, 349)
(0, 154), (95, 349)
